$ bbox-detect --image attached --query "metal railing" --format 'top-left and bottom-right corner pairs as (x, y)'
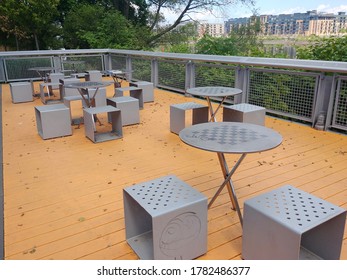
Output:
(1, 48), (347, 132)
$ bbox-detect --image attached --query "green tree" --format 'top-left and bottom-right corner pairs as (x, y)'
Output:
(62, 4), (148, 49)
(195, 22), (263, 56)
(0, 0), (61, 50)
(296, 35), (347, 61)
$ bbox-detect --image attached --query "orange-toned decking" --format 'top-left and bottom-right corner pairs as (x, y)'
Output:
(1, 79), (347, 260)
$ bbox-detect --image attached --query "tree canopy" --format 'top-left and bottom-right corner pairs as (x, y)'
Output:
(296, 36), (347, 62)
(0, 0), (254, 51)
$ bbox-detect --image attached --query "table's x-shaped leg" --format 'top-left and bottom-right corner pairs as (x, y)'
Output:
(77, 87), (102, 128)
(206, 96), (229, 122)
(208, 153), (247, 225)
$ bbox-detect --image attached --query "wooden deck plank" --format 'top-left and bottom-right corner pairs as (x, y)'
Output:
(2, 81), (347, 260)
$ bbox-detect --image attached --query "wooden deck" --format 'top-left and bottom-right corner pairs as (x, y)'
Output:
(1, 79), (347, 260)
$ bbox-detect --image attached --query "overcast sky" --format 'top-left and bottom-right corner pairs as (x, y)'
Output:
(162, 1), (347, 24)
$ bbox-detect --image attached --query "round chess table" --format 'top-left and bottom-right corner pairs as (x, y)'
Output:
(179, 122), (282, 225)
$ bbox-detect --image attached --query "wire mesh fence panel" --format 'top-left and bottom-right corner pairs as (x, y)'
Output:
(4, 57), (53, 81)
(157, 60), (185, 91)
(332, 77), (347, 130)
(195, 63), (237, 87)
(195, 63), (238, 103)
(61, 55), (103, 74)
(248, 69), (319, 122)
(110, 55), (127, 70)
(131, 57), (151, 82)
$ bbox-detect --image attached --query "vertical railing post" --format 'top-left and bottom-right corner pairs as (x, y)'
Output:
(185, 60), (195, 95)
(126, 55), (132, 81)
(103, 53), (112, 71)
(235, 66), (248, 103)
(52, 56), (62, 72)
(312, 73), (333, 130)
(151, 58), (158, 87)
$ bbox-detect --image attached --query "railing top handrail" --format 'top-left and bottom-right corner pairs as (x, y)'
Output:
(1, 48), (347, 73)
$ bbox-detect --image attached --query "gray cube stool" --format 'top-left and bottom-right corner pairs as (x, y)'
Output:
(63, 95), (87, 125)
(223, 103), (266, 125)
(88, 88), (107, 107)
(114, 86), (143, 109)
(35, 104), (72, 140)
(170, 102), (209, 134)
(242, 185), (346, 260)
(85, 70), (102, 82)
(39, 82), (62, 104)
(59, 78), (80, 97)
(9, 82), (33, 103)
(83, 105), (122, 143)
(107, 96), (140, 126)
(48, 72), (64, 89)
(130, 81), (154, 102)
(123, 174), (208, 260)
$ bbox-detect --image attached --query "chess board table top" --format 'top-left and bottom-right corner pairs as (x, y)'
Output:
(179, 122), (282, 154)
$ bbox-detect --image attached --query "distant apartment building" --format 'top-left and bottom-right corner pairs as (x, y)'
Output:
(198, 22), (225, 38)
(225, 10), (347, 36)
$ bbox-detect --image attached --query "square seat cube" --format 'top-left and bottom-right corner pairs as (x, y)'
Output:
(129, 81), (154, 102)
(59, 78), (81, 97)
(170, 102), (209, 134)
(107, 96), (140, 126)
(83, 105), (122, 143)
(48, 72), (64, 89)
(123, 175), (208, 260)
(242, 185), (346, 260)
(114, 87), (143, 109)
(10, 82), (33, 103)
(85, 70), (102, 82)
(35, 104), (72, 140)
(88, 88), (107, 107)
(223, 103), (265, 126)
(39, 82), (62, 104)
(63, 95), (87, 125)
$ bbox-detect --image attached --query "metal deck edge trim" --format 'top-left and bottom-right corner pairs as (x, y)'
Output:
(0, 84), (4, 259)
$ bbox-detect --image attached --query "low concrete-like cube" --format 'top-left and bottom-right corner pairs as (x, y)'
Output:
(114, 86), (143, 109)
(107, 96), (140, 126)
(35, 104), (72, 140)
(85, 70), (102, 82)
(63, 95), (87, 125)
(88, 88), (107, 107)
(10, 82), (33, 103)
(223, 103), (266, 126)
(59, 78), (81, 97)
(170, 102), (209, 134)
(39, 82), (62, 104)
(242, 185), (346, 260)
(48, 72), (64, 89)
(83, 105), (122, 143)
(123, 174), (208, 260)
(130, 81), (154, 102)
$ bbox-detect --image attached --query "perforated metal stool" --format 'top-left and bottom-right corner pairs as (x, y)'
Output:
(107, 96), (140, 126)
(123, 174), (208, 260)
(223, 103), (266, 125)
(242, 185), (346, 260)
(170, 102), (209, 134)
